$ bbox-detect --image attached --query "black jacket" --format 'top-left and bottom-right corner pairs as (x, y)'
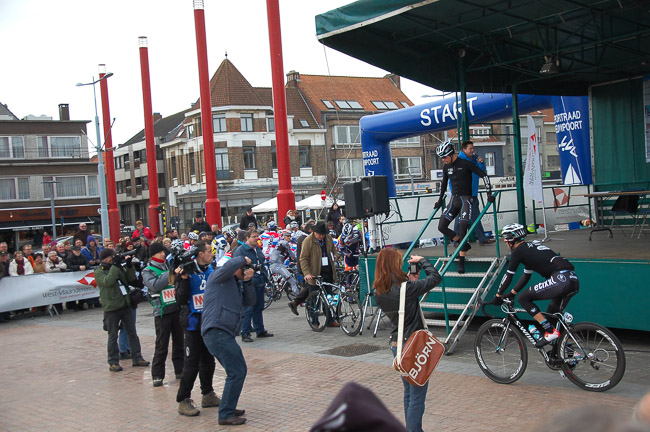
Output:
(239, 214), (258, 230)
(65, 253), (89, 271)
(191, 220), (211, 233)
(374, 258), (441, 342)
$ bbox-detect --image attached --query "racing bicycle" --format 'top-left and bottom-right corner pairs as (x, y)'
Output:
(263, 263), (299, 309)
(304, 276), (363, 336)
(474, 298), (626, 392)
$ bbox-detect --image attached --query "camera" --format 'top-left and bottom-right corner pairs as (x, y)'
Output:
(409, 262), (420, 274)
(243, 263), (263, 272)
(113, 249), (137, 266)
(169, 242), (197, 273)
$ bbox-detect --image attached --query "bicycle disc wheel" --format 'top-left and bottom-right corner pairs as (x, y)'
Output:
(263, 283), (275, 310)
(474, 319), (528, 384)
(304, 291), (327, 332)
(337, 292), (362, 336)
(558, 322), (626, 392)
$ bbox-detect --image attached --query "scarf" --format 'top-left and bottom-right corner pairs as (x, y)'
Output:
(15, 258), (24, 275)
(151, 256), (165, 264)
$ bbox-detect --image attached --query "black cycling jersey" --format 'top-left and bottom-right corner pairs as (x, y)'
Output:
(498, 241), (574, 295)
(438, 157), (492, 198)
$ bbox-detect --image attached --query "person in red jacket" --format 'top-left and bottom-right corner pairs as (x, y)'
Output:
(131, 220), (154, 244)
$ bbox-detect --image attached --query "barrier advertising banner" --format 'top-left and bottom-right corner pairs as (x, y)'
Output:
(0, 271), (100, 313)
(551, 96), (593, 185)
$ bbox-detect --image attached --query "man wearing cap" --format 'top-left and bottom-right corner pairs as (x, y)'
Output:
(238, 208), (258, 231)
(94, 248), (150, 372)
(288, 223), (339, 327)
(191, 212), (211, 233)
(142, 242), (183, 388)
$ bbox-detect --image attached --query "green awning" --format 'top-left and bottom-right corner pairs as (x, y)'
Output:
(316, 0), (650, 95)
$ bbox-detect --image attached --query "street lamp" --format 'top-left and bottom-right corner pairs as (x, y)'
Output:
(76, 72), (113, 238)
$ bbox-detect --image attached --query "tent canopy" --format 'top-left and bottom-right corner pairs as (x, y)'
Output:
(252, 197), (278, 213)
(316, 0), (650, 96)
(296, 195), (345, 210)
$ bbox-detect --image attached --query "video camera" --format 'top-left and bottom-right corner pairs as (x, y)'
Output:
(170, 242), (198, 273)
(113, 249), (137, 266)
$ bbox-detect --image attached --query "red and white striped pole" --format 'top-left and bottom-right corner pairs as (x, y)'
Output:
(266, 0), (295, 220)
(193, 0), (222, 229)
(138, 36), (161, 234)
(98, 64), (121, 242)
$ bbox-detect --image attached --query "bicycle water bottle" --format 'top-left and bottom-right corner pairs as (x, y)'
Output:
(562, 312), (573, 323)
(326, 294), (333, 305)
(528, 324), (540, 341)
(332, 294), (339, 306)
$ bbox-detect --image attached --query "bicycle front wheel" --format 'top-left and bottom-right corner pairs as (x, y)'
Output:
(263, 283), (275, 310)
(474, 319), (528, 384)
(337, 292), (362, 336)
(304, 291), (327, 332)
(558, 322), (626, 392)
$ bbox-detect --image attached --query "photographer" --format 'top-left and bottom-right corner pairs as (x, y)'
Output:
(174, 241), (221, 417)
(94, 248), (150, 372)
(232, 228), (274, 343)
(202, 254), (256, 426)
(142, 242), (184, 388)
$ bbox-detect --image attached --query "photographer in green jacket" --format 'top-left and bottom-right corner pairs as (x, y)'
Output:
(95, 248), (150, 372)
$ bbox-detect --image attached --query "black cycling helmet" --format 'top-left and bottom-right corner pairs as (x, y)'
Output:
(501, 223), (527, 242)
(435, 140), (454, 158)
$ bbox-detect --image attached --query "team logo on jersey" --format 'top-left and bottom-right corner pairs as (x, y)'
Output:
(557, 273), (566, 282)
(447, 168), (454, 175)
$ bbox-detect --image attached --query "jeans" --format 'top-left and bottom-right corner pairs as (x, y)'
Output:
(151, 310), (184, 380)
(241, 283), (266, 335)
(176, 329), (215, 402)
(118, 308), (137, 353)
(105, 307), (143, 365)
(203, 328), (247, 420)
(392, 346), (429, 432)
(454, 196), (488, 243)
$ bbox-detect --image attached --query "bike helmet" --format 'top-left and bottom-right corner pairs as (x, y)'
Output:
(281, 229), (292, 237)
(224, 228), (236, 239)
(170, 239), (184, 251)
(435, 139), (454, 158)
(198, 231), (208, 239)
(188, 231), (199, 241)
(501, 223), (527, 242)
(289, 221), (299, 229)
(267, 220), (277, 230)
(341, 223), (353, 238)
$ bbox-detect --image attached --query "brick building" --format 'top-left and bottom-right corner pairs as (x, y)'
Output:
(0, 103), (97, 251)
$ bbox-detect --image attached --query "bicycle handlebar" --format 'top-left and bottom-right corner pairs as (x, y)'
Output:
(478, 297), (514, 319)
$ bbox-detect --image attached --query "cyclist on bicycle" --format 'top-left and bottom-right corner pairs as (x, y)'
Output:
(493, 223), (580, 347)
(269, 230), (298, 296)
(434, 140), (495, 274)
(338, 222), (361, 271)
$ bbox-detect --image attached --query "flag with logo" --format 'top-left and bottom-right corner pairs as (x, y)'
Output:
(524, 115), (543, 202)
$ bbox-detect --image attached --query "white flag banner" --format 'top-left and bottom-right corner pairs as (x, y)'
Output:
(0, 271), (100, 312)
(524, 115), (544, 202)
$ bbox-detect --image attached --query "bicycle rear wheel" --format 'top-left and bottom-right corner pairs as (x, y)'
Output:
(337, 291), (362, 336)
(474, 319), (528, 384)
(263, 282), (275, 310)
(304, 291), (327, 332)
(557, 322), (626, 392)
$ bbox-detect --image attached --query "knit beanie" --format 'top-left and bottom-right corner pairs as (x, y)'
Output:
(149, 242), (165, 257)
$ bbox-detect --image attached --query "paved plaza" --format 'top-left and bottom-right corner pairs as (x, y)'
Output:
(1, 298), (647, 431)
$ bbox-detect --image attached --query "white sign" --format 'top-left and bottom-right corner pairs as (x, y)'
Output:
(524, 116), (544, 202)
(0, 271), (100, 312)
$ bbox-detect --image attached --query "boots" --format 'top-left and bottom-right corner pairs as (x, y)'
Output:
(201, 391), (221, 408)
(178, 398), (200, 416)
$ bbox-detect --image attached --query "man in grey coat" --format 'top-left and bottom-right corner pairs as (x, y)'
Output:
(142, 242), (184, 387)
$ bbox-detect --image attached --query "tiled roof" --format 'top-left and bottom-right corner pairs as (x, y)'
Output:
(295, 74), (413, 113)
(255, 87), (319, 129)
(123, 108), (191, 146)
(191, 59), (266, 111)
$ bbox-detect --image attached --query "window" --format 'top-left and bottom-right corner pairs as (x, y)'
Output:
(142, 176), (148, 191)
(189, 151), (196, 177)
(213, 114), (226, 133)
(372, 101), (399, 110)
(336, 159), (364, 179)
(243, 147), (256, 169)
(271, 147), (277, 169)
(140, 149), (147, 164)
(333, 125), (361, 146)
(392, 157), (422, 180)
(56, 176), (87, 197)
(88, 176), (98, 196)
(0, 179), (16, 200)
(18, 178), (29, 199)
(334, 100), (362, 110)
(334, 100), (351, 109)
(485, 152), (496, 175)
(299, 119), (309, 128)
(241, 114), (253, 132)
(390, 136), (420, 147)
(348, 101), (363, 109)
(187, 124), (195, 139)
(547, 155), (560, 167)
(267, 117), (275, 132)
(0, 136), (24, 158)
(321, 100), (334, 109)
(372, 101), (387, 110)
(299, 145), (311, 168)
(50, 136), (81, 157)
(38, 136), (49, 157)
(400, 101), (410, 108)
(385, 101), (398, 109)
(171, 154), (177, 179)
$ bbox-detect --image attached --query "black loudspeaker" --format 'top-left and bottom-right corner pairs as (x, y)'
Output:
(361, 176), (390, 217)
(343, 181), (364, 219)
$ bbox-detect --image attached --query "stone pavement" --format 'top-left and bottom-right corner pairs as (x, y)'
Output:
(0, 299), (646, 431)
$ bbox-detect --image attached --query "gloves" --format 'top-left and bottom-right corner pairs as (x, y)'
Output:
(434, 199), (443, 210)
(112, 254), (123, 266)
(492, 296), (504, 305)
(487, 194), (495, 203)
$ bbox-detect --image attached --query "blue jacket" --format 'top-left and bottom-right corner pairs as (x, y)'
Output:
(232, 242), (268, 288)
(201, 256), (256, 337)
(457, 151), (486, 196)
(81, 245), (102, 265)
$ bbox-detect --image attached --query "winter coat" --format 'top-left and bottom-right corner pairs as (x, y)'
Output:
(142, 259), (179, 317)
(45, 256), (67, 273)
(299, 232), (339, 286)
(9, 259), (33, 276)
(95, 263), (137, 312)
(65, 253), (89, 272)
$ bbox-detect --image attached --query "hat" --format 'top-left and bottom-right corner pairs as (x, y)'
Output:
(72, 245), (81, 251)
(310, 382), (405, 432)
(99, 248), (115, 260)
(149, 242), (166, 256)
(124, 241), (133, 249)
(312, 222), (328, 235)
(196, 211), (203, 218)
(87, 235), (96, 244)
(245, 207), (252, 212)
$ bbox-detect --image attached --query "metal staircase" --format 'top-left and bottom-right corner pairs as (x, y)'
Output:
(421, 256), (506, 354)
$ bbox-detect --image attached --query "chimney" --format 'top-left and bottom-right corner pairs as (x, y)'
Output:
(153, 112), (162, 123)
(286, 70), (300, 87)
(58, 103), (70, 121)
(385, 73), (401, 89)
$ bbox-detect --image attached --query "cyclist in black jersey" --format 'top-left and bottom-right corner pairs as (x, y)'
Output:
(434, 140), (494, 273)
(493, 223), (580, 347)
